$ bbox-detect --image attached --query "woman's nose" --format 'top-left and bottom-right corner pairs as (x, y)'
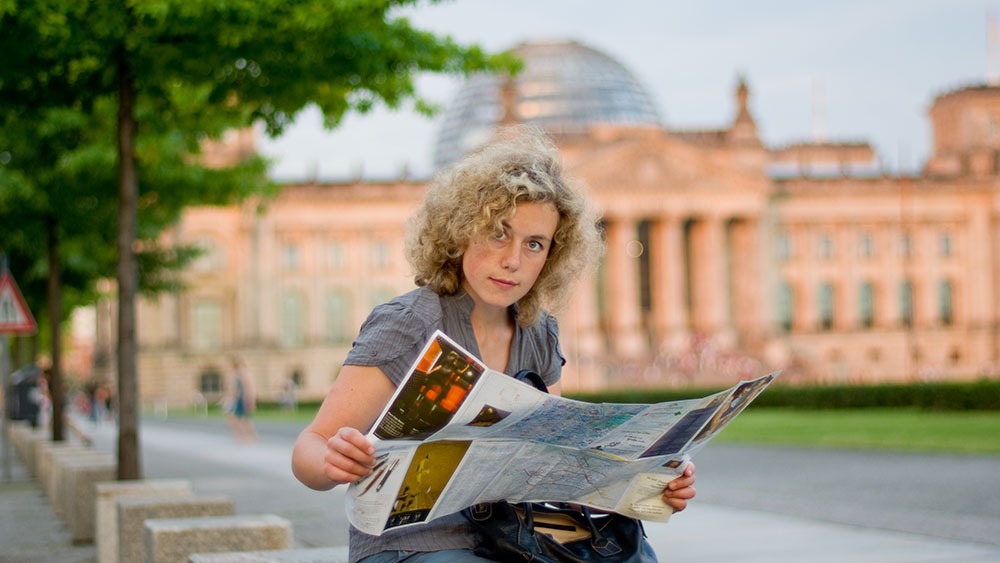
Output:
(501, 245), (520, 270)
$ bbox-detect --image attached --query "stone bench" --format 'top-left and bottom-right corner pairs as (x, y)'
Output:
(96, 479), (194, 563)
(144, 514), (292, 563)
(189, 546), (349, 563)
(118, 495), (236, 563)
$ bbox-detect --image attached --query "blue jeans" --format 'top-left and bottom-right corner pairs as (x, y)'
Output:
(358, 549), (495, 563)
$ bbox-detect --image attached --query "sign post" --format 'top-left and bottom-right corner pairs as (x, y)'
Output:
(0, 257), (38, 482)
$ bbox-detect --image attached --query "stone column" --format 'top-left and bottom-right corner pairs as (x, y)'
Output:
(650, 216), (688, 351)
(563, 271), (603, 390)
(689, 216), (731, 338)
(728, 217), (762, 341)
(967, 208), (992, 328)
(604, 218), (645, 358)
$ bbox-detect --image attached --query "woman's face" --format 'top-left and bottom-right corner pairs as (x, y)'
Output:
(461, 200), (559, 313)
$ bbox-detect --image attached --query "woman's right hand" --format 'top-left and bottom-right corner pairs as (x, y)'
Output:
(324, 427), (378, 485)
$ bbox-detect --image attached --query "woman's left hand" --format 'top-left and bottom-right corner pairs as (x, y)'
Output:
(661, 461), (696, 513)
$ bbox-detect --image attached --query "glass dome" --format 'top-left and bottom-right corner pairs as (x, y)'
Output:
(433, 40), (663, 170)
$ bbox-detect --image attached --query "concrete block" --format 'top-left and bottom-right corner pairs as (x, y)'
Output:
(118, 495), (235, 563)
(20, 427), (50, 473)
(37, 441), (93, 500)
(64, 459), (117, 543)
(52, 450), (114, 517)
(96, 479), (193, 563)
(188, 546), (349, 563)
(144, 514), (291, 563)
(5, 420), (30, 458)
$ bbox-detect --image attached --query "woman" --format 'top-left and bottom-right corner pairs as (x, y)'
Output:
(292, 126), (696, 563)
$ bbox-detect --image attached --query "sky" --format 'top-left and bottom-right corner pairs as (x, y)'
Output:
(257, 0), (996, 182)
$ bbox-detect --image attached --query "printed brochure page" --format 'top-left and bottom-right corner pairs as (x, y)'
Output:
(347, 329), (778, 536)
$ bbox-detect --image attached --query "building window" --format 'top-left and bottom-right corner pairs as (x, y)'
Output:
(818, 282), (834, 330)
(899, 280), (913, 328)
(899, 232), (912, 259)
(858, 233), (874, 259)
(938, 279), (953, 326)
(290, 368), (304, 387)
(939, 232), (952, 258)
(198, 369), (222, 395)
(192, 236), (226, 272)
(372, 240), (390, 270)
(325, 289), (352, 344)
(859, 281), (874, 329)
(370, 287), (394, 309)
(817, 233), (834, 260)
(192, 299), (222, 350)
(280, 290), (306, 347)
(281, 243), (301, 271)
(777, 282), (794, 333)
(775, 231), (792, 261)
(326, 241), (345, 270)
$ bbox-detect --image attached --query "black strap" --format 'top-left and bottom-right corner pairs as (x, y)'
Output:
(514, 369), (548, 393)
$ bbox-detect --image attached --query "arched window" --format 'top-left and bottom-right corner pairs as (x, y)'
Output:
(325, 289), (352, 344)
(859, 281), (874, 329)
(192, 236), (226, 272)
(818, 283), (835, 330)
(370, 287), (394, 309)
(899, 280), (913, 328)
(191, 299), (222, 350)
(938, 279), (953, 326)
(281, 290), (306, 347)
(777, 282), (794, 333)
(198, 369), (222, 395)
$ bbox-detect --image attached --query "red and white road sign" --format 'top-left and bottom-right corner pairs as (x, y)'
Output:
(0, 271), (37, 334)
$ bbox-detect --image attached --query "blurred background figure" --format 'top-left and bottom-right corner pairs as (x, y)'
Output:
(225, 357), (258, 442)
(280, 375), (297, 411)
(5, 362), (43, 428)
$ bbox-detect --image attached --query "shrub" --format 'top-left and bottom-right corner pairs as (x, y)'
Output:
(565, 379), (1000, 411)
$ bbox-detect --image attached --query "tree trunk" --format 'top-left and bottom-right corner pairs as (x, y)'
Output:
(116, 52), (141, 480)
(46, 216), (64, 442)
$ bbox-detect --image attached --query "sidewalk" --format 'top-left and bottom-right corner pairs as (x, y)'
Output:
(4, 420), (1000, 563)
(0, 451), (95, 563)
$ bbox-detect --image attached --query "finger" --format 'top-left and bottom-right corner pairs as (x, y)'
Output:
(323, 462), (369, 485)
(338, 427), (377, 458)
(331, 428), (377, 465)
(667, 473), (695, 491)
(683, 461), (696, 477)
(663, 486), (696, 512)
(323, 447), (373, 483)
(664, 496), (689, 513)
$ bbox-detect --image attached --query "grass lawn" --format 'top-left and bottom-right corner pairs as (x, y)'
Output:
(178, 405), (1000, 456)
(713, 408), (1000, 455)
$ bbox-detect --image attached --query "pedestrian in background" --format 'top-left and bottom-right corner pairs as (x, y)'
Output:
(226, 357), (258, 442)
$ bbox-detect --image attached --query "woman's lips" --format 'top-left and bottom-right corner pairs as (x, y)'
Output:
(490, 277), (517, 289)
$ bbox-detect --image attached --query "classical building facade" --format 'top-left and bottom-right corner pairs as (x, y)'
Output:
(87, 41), (1000, 408)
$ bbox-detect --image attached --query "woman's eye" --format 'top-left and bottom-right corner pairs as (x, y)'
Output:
(527, 240), (544, 251)
(493, 231), (507, 241)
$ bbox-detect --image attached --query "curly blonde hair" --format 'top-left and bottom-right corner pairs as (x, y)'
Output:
(406, 125), (605, 326)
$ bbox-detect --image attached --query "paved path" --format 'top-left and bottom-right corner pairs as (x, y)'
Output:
(3, 414), (1000, 562)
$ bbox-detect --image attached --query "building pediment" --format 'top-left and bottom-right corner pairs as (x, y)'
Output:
(560, 128), (772, 198)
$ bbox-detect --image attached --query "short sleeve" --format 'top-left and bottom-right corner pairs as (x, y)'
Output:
(344, 299), (437, 386)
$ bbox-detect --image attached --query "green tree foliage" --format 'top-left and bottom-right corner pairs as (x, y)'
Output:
(1, 0), (516, 478)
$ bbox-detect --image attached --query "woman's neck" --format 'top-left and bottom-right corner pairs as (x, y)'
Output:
(469, 304), (515, 372)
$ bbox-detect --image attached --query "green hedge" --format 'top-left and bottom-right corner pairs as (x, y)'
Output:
(564, 379), (1000, 411)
